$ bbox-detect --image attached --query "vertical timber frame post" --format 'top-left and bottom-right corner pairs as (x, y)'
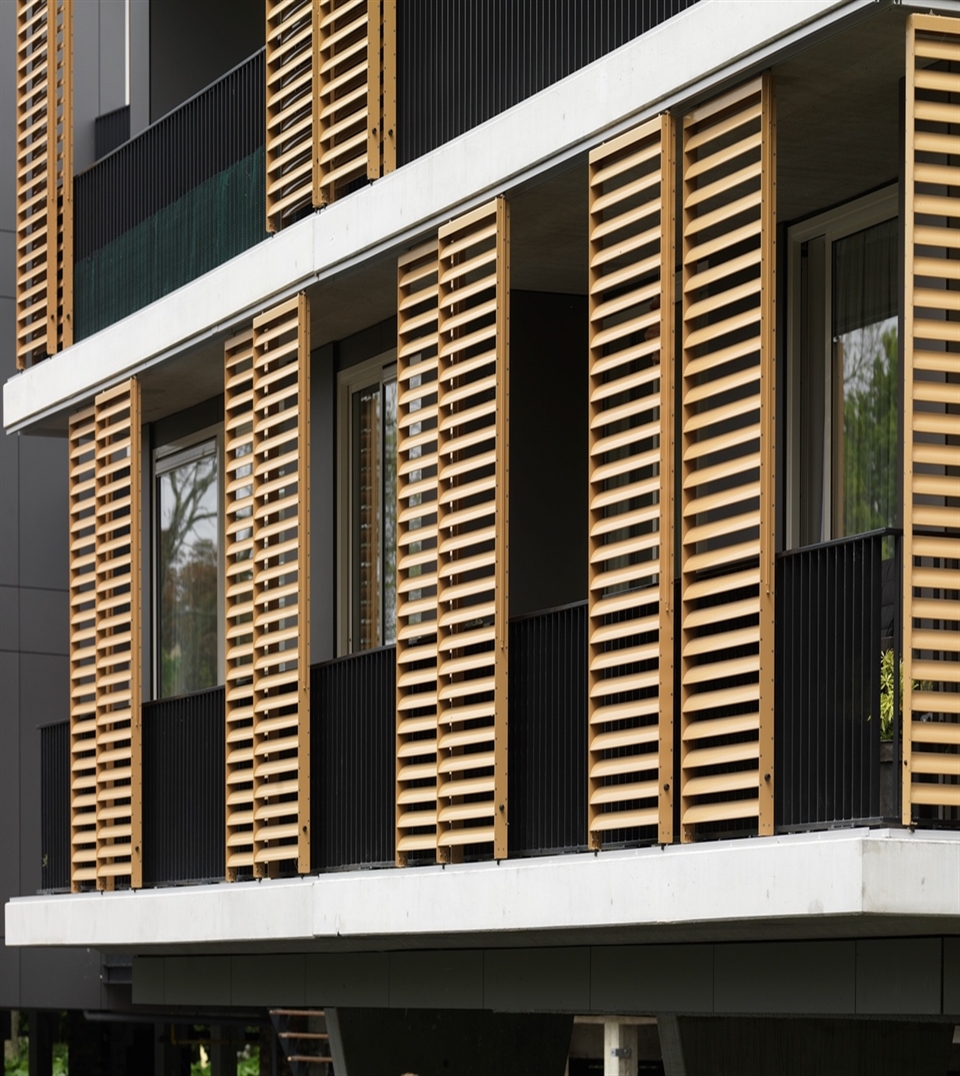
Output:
(381, 0), (397, 174)
(679, 74), (776, 842)
(93, 379), (142, 889)
(435, 197), (510, 863)
(250, 295), (311, 876)
(902, 14), (960, 823)
(493, 195), (510, 862)
(586, 114), (676, 849)
(395, 241), (441, 865)
(758, 73), (777, 837)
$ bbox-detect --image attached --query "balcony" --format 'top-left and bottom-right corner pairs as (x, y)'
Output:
(42, 568), (943, 891)
(73, 50), (266, 339)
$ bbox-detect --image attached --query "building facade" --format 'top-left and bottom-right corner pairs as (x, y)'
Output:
(2, 1), (959, 1073)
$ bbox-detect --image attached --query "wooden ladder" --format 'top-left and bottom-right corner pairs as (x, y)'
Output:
(268, 1009), (334, 1076)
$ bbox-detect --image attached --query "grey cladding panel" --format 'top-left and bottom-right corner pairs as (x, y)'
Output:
(19, 587), (68, 656)
(591, 944), (714, 1014)
(856, 938), (942, 1015)
(305, 952), (390, 1008)
(389, 950), (484, 1009)
(231, 955), (306, 1007)
(20, 947), (102, 1010)
(0, 585), (19, 652)
(18, 435), (68, 592)
(164, 956), (232, 1007)
(943, 937), (960, 1017)
(484, 947), (590, 1012)
(0, 652), (20, 910)
(132, 957), (165, 1005)
(714, 941), (856, 1015)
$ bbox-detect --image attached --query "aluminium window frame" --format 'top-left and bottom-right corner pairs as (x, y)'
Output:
(336, 348), (398, 656)
(785, 184), (900, 549)
(151, 424), (225, 699)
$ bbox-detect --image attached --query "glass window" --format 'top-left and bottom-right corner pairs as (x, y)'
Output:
(340, 357), (397, 652)
(787, 188), (900, 548)
(156, 436), (220, 697)
(831, 218), (898, 538)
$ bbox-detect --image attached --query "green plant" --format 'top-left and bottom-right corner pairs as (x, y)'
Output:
(877, 649), (930, 741)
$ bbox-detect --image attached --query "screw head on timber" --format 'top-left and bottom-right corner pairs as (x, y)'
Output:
(764, 772), (771, 782)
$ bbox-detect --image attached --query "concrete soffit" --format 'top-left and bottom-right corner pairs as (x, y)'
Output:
(1, 0), (891, 433)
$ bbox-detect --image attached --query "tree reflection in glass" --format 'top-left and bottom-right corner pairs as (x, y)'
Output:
(157, 445), (218, 697)
(832, 218), (899, 539)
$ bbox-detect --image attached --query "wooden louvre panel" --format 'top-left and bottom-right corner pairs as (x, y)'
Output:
(49, 0), (72, 353)
(266, 0), (396, 231)
(68, 406), (98, 890)
(16, 0), (72, 368)
(395, 241), (440, 864)
(679, 74), (776, 841)
(587, 115), (676, 848)
(93, 379), (142, 888)
(250, 295), (311, 874)
(435, 198), (509, 862)
(265, 0), (315, 232)
(224, 328), (257, 877)
(902, 14), (960, 822)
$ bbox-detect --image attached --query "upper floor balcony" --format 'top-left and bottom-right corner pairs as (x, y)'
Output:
(17, 2), (956, 910)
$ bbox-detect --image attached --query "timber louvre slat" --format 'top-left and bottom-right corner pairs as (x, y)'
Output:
(433, 197), (510, 862)
(249, 295), (310, 874)
(68, 406), (98, 890)
(265, 0), (396, 231)
(902, 14), (960, 822)
(587, 115), (676, 848)
(224, 328), (257, 876)
(395, 241), (440, 863)
(93, 380), (142, 888)
(16, 0), (72, 368)
(679, 74), (776, 841)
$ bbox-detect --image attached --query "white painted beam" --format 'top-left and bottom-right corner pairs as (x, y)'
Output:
(5, 830), (958, 951)
(4, 0), (870, 432)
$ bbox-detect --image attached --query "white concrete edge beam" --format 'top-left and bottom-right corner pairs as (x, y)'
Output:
(6, 830), (958, 950)
(4, 0), (868, 432)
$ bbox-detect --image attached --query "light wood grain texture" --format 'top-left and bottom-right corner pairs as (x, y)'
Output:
(679, 75), (776, 841)
(68, 405), (98, 890)
(395, 241), (441, 864)
(93, 379), (142, 889)
(587, 115), (675, 848)
(224, 328), (257, 877)
(902, 14), (960, 823)
(432, 197), (510, 862)
(248, 295), (311, 875)
(16, 0), (71, 367)
(266, 0), (394, 230)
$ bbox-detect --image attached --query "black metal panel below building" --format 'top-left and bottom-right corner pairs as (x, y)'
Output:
(776, 530), (902, 830)
(311, 648), (396, 871)
(40, 721), (70, 892)
(142, 687), (226, 886)
(509, 603), (589, 857)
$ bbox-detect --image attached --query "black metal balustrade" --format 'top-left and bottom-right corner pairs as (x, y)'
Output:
(397, 0), (701, 164)
(311, 647), (396, 871)
(40, 721), (70, 891)
(509, 603), (589, 856)
(776, 530), (902, 830)
(142, 687), (225, 885)
(74, 50), (266, 339)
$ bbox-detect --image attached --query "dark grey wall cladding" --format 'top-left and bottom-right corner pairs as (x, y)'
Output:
(397, 0), (702, 164)
(510, 291), (588, 616)
(150, 0), (263, 123)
